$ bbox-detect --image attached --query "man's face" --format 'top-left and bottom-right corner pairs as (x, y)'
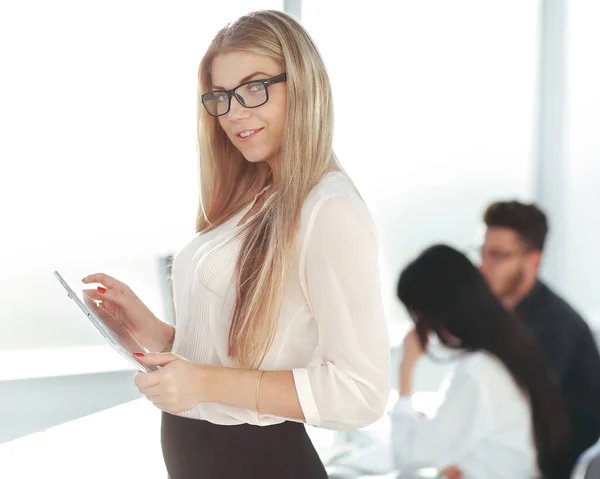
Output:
(479, 226), (539, 299)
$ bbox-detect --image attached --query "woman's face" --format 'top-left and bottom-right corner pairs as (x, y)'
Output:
(209, 51), (287, 168)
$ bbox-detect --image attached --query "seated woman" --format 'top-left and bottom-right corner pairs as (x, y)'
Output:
(391, 245), (573, 479)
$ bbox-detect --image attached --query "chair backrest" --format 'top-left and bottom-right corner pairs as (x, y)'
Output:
(571, 442), (600, 479)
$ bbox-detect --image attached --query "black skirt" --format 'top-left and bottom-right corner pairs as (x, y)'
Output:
(161, 412), (329, 479)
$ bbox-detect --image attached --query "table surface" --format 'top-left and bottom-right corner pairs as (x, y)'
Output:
(0, 386), (442, 479)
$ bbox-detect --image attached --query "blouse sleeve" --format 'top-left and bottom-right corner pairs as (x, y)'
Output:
(292, 195), (391, 430)
(391, 370), (490, 470)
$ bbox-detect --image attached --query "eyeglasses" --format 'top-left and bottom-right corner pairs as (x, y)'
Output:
(477, 246), (533, 266)
(201, 73), (287, 117)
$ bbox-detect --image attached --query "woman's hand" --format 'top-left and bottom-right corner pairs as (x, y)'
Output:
(81, 272), (173, 352)
(134, 353), (217, 414)
(441, 466), (463, 479)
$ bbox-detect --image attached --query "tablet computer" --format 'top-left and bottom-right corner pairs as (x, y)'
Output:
(54, 270), (157, 372)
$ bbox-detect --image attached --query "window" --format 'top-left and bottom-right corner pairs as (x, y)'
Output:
(0, 0), (281, 354)
(564, 0), (600, 326)
(302, 0), (540, 339)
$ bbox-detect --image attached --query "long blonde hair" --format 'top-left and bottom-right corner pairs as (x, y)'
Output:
(196, 10), (337, 368)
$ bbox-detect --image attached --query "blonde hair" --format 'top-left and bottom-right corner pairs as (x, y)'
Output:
(196, 10), (338, 368)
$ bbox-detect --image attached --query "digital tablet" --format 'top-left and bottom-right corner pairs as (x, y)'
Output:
(53, 270), (158, 372)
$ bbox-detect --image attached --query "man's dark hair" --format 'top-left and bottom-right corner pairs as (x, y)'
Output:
(484, 201), (549, 251)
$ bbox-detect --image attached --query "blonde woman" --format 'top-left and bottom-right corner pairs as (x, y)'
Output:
(82, 10), (390, 479)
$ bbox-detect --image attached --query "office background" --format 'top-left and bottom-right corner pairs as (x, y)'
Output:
(0, 0), (598, 477)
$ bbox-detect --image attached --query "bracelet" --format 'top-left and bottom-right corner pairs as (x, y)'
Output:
(255, 370), (265, 413)
(162, 325), (176, 352)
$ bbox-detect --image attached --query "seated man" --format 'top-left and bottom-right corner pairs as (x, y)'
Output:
(480, 200), (600, 463)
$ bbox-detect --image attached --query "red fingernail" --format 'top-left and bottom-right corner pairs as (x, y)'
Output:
(97, 286), (106, 294)
(134, 352), (144, 357)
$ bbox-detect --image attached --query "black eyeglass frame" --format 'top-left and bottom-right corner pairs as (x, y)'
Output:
(201, 73), (287, 117)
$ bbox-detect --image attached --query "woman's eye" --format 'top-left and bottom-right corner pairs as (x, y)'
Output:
(248, 82), (266, 93)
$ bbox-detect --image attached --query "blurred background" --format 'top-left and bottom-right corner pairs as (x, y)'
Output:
(0, 0), (598, 477)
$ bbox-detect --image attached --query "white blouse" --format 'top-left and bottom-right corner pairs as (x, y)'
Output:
(171, 172), (391, 429)
(391, 351), (538, 479)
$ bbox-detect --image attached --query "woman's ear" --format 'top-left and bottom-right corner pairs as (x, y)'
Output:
(528, 249), (543, 273)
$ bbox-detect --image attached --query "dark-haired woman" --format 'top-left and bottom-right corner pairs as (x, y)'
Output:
(391, 245), (572, 479)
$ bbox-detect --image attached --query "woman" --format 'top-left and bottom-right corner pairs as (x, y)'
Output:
(82, 10), (390, 479)
(391, 245), (572, 479)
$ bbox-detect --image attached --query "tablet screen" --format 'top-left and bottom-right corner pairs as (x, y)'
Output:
(53, 271), (158, 372)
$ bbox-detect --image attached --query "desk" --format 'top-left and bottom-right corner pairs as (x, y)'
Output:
(0, 397), (350, 479)
(0, 399), (166, 479)
(0, 385), (442, 479)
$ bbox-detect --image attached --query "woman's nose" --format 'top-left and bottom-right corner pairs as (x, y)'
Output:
(228, 94), (251, 121)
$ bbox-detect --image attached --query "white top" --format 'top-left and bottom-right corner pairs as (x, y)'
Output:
(391, 351), (538, 479)
(171, 172), (391, 429)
